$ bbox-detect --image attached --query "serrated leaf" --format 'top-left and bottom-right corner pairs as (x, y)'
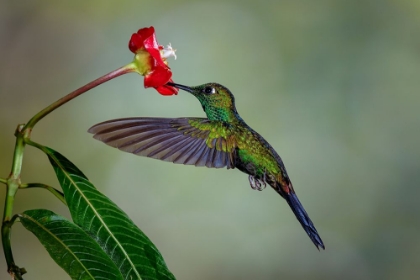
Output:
(38, 145), (175, 280)
(20, 209), (124, 280)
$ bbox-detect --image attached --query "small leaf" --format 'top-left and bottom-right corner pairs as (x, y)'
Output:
(20, 209), (124, 280)
(39, 145), (175, 280)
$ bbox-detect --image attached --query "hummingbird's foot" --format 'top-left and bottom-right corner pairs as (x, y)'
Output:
(248, 175), (266, 191)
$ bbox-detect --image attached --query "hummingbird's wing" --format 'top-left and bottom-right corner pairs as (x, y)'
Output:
(88, 117), (236, 169)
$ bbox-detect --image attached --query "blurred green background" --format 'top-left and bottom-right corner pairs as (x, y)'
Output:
(1, 1), (420, 279)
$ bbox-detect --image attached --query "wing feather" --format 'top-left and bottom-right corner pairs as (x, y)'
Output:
(172, 138), (203, 164)
(195, 144), (211, 167)
(185, 139), (208, 166)
(88, 117), (235, 169)
(155, 137), (192, 160)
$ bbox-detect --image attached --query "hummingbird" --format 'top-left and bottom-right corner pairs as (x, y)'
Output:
(88, 82), (325, 250)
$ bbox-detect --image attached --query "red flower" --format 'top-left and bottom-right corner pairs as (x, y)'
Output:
(129, 27), (178, 95)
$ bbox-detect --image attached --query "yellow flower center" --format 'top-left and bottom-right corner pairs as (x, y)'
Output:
(133, 50), (153, 75)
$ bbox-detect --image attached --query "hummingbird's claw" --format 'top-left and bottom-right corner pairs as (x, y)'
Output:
(248, 175), (266, 191)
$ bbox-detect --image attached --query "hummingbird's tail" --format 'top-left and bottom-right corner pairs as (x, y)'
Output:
(285, 192), (325, 250)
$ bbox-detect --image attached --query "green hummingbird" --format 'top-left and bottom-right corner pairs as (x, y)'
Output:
(88, 82), (325, 250)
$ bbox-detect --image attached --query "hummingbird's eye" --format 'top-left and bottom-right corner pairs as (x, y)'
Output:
(204, 86), (215, 94)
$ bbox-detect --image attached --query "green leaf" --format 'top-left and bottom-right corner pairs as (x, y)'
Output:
(20, 209), (124, 280)
(40, 145), (175, 280)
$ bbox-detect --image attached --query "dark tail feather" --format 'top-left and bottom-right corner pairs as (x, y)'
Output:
(285, 193), (325, 250)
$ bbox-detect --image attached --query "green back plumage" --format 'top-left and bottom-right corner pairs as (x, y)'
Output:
(187, 118), (281, 176)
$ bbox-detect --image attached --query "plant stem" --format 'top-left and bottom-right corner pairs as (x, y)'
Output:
(10, 125), (26, 179)
(0, 178), (6, 185)
(3, 126), (25, 221)
(22, 183), (66, 205)
(23, 62), (137, 133)
(2, 215), (25, 279)
(2, 186), (18, 270)
(2, 127), (25, 277)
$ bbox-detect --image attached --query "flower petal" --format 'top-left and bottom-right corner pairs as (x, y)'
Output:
(143, 65), (172, 88)
(155, 82), (179, 95)
(128, 26), (156, 53)
(137, 26), (155, 39)
(143, 41), (167, 69)
(128, 33), (142, 53)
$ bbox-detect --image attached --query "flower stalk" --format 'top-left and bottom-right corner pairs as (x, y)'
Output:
(23, 63), (137, 133)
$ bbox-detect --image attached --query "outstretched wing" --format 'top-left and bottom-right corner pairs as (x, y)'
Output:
(88, 117), (236, 169)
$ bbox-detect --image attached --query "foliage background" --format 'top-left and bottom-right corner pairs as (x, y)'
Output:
(1, 1), (419, 279)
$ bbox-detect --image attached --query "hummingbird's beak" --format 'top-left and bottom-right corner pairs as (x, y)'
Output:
(166, 82), (194, 93)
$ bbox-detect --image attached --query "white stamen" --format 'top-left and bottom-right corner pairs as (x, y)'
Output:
(161, 43), (177, 60)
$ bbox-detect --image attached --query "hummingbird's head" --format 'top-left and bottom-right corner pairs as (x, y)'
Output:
(168, 82), (238, 122)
